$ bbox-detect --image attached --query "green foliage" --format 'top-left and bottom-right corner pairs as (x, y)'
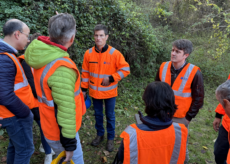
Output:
(0, 0), (168, 76)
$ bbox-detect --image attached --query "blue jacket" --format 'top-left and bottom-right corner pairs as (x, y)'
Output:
(0, 40), (30, 118)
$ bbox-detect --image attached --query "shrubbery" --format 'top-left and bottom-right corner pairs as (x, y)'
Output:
(0, 0), (169, 76)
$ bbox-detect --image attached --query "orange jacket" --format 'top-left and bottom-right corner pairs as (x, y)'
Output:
(120, 123), (188, 164)
(0, 53), (35, 118)
(18, 55), (39, 108)
(33, 57), (86, 141)
(81, 45), (130, 99)
(159, 61), (200, 118)
(215, 74), (230, 132)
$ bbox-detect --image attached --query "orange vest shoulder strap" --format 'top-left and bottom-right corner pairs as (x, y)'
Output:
(159, 61), (171, 85)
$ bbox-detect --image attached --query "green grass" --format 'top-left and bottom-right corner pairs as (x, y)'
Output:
(0, 75), (219, 164)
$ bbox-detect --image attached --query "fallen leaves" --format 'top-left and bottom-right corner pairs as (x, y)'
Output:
(202, 146), (208, 150)
(1, 156), (6, 162)
(101, 156), (107, 163)
(103, 150), (110, 156)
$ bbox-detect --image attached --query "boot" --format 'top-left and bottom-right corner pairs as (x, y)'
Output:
(91, 135), (104, 146)
(106, 140), (114, 152)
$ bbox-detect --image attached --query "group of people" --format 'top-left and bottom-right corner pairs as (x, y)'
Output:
(0, 11), (229, 164)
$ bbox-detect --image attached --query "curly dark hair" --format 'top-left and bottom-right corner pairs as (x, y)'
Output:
(172, 39), (193, 55)
(142, 81), (177, 121)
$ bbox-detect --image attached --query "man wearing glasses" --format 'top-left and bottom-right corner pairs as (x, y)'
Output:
(0, 19), (35, 164)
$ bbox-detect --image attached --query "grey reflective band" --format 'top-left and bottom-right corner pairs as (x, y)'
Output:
(99, 74), (110, 78)
(40, 58), (73, 107)
(8, 53), (29, 91)
(109, 47), (116, 55)
(98, 84), (117, 91)
(124, 126), (138, 164)
(82, 69), (89, 73)
(162, 61), (170, 82)
(89, 84), (97, 90)
(89, 48), (93, 54)
(82, 78), (89, 82)
(37, 96), (54, 107)
(89, 72), (111, 79)
(173, 64), (195, 98)
(170, 123), (182, 164)
(117, 71), (124, 79)
(119, 67), (130, 71)
(74, 88), (80, 96)
(90, 72), (98, 78)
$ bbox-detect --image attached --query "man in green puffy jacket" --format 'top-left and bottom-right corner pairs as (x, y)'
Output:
(25, 13), (84, 164)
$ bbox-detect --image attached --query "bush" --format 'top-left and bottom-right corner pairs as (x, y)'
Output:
(0, 0), (168, 76)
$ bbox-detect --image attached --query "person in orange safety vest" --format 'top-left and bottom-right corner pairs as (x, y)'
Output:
(114, 81), (188, 164)
(81, 24), (130, 152)
(0, 19), (35, 164)
(155, 39), (204, 164)
(215, 79), (230, 164)
(213, 74), (230, 164)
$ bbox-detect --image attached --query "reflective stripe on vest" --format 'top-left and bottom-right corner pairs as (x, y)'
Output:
(8, 53), (29, 91)
(38, 58), (80, 107)
(161, 62), (195, 98)
(88, 47), (115, 55)
(124, 126), (138, 164)
(170, 123), (182, 164)
(82, 78), (89, 82)
(82, 69), (89, 73)
(89, 83), (118, 92)
(125, 123), (182, 164)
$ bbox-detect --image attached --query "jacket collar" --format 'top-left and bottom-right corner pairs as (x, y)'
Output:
(94, 44), (108, 53)
(0, 39), (18, 54)
(37, 36), (67, 51)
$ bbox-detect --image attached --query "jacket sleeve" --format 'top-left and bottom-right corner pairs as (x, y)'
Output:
(81, 51), (89, 92)
(155, 69), (161, 81)
(215, 103), (225, 119)
(21, 60), (37, 98)
(0, 54), (30, 118)
(47, 66), (77, 151)
(185, 70), (204, 121)
(111, 51), (130, 82)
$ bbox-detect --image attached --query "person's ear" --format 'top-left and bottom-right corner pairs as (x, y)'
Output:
(105, 35), (109, 41)
(184, 53), (189, 59)
(70, 35), (75, 44)
(14, 31), (20, 40)
(223, 99), (230, 108)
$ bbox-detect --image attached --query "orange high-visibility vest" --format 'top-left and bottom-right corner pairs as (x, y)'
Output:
(120, 123), (188, 164)
(227, 131), (230, 164)
(18, 54), (39, 108)
(215, 74), (230, 132)
(81, 45), (130, 99)
(0, 53), (35, 118)
(159, 61), (200, 118)
(34, 57), (86, 141)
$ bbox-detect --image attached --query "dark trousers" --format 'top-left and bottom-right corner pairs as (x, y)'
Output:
(0, 111), (34, 164)
(92, 97), (116, 140)
(214, 125), (229, 164)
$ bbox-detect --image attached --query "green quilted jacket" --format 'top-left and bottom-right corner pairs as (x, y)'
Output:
(24, 38), (78, 142)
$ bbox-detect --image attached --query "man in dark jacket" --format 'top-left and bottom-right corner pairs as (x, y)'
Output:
(155, 39), (204, 164)
(0, 19), (34, 164)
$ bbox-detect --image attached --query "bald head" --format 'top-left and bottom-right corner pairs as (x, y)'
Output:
(3, 19), (27, 36)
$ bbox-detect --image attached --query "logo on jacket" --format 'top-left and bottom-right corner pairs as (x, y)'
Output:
(104, 61), (111, 65)
(180, 77), (188, 81)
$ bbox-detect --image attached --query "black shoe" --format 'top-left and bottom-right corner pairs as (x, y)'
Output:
(91, 135), (104, 146)
(106, 140), (114, 152)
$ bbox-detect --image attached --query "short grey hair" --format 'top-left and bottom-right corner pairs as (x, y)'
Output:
(216, 80), (230, 107)
(48, 13), (76, 46)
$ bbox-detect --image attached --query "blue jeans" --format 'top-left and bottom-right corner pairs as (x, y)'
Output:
(45, 132), (84, 164)
(92, 97), (116, 140)
(0, 111), (34, 164)
(35, 120), (52, 154)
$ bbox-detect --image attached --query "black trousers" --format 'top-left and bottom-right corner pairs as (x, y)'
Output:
(214, 125), (229, 164)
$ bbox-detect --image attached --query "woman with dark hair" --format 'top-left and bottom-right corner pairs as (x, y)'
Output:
(114, 81), (188, 164)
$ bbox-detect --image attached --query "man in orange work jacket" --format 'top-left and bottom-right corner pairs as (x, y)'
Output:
(215, 79), (230, 164)
(155, 39), (204, 164)
(0, 19), (35, 164)
(213, 74), (230, 164)
(81, 24), (130, 152)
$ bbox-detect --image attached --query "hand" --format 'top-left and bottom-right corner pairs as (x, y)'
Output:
(64, 151), (74, 162)
(101, 77), (110, 86)
(186, 119), (190, 125)
(0, 117), (3, 127)
(56, 11), (59, 15)
(83, 92), (86, 99)
(213, 118), (221, 132)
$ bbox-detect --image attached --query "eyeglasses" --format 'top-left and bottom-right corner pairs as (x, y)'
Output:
(19, 31), (30, 41)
